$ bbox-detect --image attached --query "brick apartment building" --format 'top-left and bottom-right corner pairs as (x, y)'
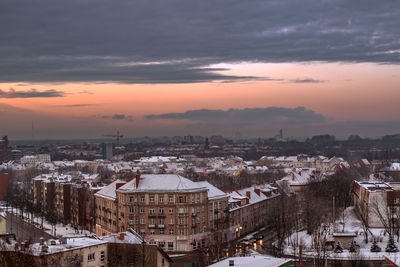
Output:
(95, 174), (230, 252)
(32, 174), (102, 230)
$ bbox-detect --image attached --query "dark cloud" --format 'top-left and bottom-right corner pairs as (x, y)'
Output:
(94, 114), (133, 121)
(145, 106), (326, 124)
(289, 78), (325, 83)
(0, 88), (65, 98)
(0, 0), (399, 83)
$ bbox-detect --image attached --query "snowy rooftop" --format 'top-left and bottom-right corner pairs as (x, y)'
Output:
(208, 255), (291, 267)
(0, 237), (108, 256)
(357, 181), (393, 192)
(118, 174), (207, 193)
(195, 181), (228, 200)
(99, 230), (144, 244)
(95, 179), (126, 200)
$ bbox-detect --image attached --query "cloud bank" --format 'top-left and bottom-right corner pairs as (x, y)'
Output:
(0, 88), (65, 98)
(0, 0), (399, 83)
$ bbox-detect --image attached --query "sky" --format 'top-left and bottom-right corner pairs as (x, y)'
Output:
(0, 0), (400, 140)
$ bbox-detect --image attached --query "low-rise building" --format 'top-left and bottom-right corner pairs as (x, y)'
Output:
(353, 180), (400, 228)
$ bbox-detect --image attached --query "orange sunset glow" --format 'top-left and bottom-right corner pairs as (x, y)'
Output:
(1, 0), (400, 139)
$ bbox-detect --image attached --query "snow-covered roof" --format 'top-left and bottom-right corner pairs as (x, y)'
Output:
(95, 179), (126, 200)
(357, 181), (393, 192)
(195, 181), (227, 200)
(118, 174), (207, 193)
(100, 230), (144, 244)
(208, 255), (291, 267)
(390, 163), (400, 171)
(28, 238), (107, 256)
(279, 168), (319, 186)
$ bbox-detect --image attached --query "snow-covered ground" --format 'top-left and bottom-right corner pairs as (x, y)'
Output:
(282, 207), (400, 260)
(2, 205), (93, 238)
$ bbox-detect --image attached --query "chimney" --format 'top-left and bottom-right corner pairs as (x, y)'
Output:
(254, 188), (260, 196)
(246, 191), (251, 199)
(116, 183), (125, 189)
(119, 233), (125, 240)
(136, 173), (141, 188)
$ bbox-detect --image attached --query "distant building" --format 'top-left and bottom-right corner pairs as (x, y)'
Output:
(102, 143), (114, 160)
(0, 136), (11, 162)
(20, 154), (51, 165)
(11, 150), (23, 162)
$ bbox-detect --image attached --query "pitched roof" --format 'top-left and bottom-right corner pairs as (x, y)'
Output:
(95, 179), (125, 200)
(195, 181), (227, 200)
(118, 174), (207, 193)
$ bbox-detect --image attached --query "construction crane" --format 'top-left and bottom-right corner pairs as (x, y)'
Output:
(103, 130), (123, 146)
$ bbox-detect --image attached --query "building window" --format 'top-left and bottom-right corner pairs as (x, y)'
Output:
(100, 251), (105, 262)
(178, 196), (185, 203)
(129, 220), (134, 225)
(191, 195), (195, 203)
(129, 206), (134, 214)
(202, 216), (205, 223)
(158, 242), (165, 249)
(159, 228), (164, 235)
(168, 196), (173, 203)
(169, 218), (174, 225)
(197, 207), (200, 213)
(129, 196), (135, 203)
(140, 207), (145, 214)
(149, 196), (154, 202)
(168, 242), (174, 250)
(159, 196), (164, 203)
(140, 218), (145, 224)
(179, 218), (184, 225)
(149, 207), (155, 214)
(88, 253), (95, 262)
(169, 229), (174, 235)
(168, 208), (173, 214)
(150, 229), (155, 235)
(159, 207), (164, 214)
(140, 196), (145, 203)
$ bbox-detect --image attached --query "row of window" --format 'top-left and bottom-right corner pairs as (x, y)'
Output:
(125, 194), (206, 204)
(128, 216), (206, 225)
(128, 206), (206, 214)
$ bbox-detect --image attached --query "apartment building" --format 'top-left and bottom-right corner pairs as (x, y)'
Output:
(95, 174), (231, 252)
(228, 184), (280, 238)
(32, 173), (103, 230)
(353, 180), (400, 228)
(95, 179), (127, 236)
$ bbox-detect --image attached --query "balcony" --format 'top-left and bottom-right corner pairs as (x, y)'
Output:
(148, 224), (156, 228)
(158, 224), (165, 228)
(177, 236), (187, 241)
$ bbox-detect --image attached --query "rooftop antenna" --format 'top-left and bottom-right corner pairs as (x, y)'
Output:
(32, 120), (35, 140)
